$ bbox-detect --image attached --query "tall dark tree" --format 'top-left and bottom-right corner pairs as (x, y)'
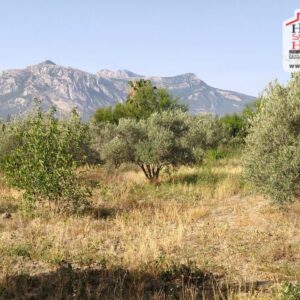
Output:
(93, 80), (187, 124)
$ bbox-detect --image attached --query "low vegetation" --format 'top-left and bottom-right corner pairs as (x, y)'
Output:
(0, 157), (299, 299)
(0, 77), (299, 299)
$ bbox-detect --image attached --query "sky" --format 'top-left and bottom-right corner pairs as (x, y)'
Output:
(0, 0), (299, 96)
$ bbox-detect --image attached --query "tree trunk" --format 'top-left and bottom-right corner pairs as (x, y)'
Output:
(138, 163), (161, 183)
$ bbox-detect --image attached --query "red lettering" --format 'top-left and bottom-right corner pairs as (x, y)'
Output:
(292, 33), (300, 40)
(292, 41), (300, 49)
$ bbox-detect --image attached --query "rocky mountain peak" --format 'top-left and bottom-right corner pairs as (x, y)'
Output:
(0, 62), (255, 121)
(39, 60), (56, 66)
(97, 69), (141, 79)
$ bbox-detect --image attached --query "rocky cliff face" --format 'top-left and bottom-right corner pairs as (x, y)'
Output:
(0, 61), (255, 120)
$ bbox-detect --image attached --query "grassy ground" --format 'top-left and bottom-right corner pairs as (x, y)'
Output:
(0, 157), (299, 299)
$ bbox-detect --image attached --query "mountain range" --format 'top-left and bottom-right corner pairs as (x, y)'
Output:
(0, 60), (255, 120)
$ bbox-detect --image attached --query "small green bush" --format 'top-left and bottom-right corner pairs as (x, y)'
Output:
(218, 100), (260, 144)
(0, 103), (90, 212)
(219, 113), (247, 140)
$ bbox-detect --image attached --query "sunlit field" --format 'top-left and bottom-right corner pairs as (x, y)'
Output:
(0, 157), (299, 299)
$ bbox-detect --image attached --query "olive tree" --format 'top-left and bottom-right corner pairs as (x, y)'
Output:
(243, 74), (300, 203)
(0, 104), (90, 212)
(92, 110), (222, 182)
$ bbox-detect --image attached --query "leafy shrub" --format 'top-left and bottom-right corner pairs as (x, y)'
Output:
(92, 110), (224, 182)
(243, 75), (300, 203)
(0, 103), (91, 212)
(61, 109), (98, 165)
(219, 100), (260, 144)
(219, 113), (247, 140)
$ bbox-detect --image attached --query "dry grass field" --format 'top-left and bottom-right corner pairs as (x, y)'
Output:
(0, 157), (299, 299)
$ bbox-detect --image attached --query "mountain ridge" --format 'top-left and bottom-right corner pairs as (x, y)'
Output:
(0, 61), (255, 120)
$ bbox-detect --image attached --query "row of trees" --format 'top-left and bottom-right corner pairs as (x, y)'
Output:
(0, 82), (229, 211)
(0, 75), (299, 212)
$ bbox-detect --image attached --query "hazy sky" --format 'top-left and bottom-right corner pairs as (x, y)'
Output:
(0, 0), (298, 96)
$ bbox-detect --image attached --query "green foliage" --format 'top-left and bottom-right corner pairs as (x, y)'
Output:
(186, 114), (227, 150)
(205, 144), (241, 163)
(280, 282), (300, 300)
(219, 100), (260, 143)
(93, 106), (115, 124)
(4, 245), (31, 258)
(219, 113), (246, 139)
(62, 108), (99, 165)
(0, 103), (91, 212)
(92, 110), (223, 181)
(93, 79), (187, 124)
(242, 99), (261, 121)
(243, 75), (300, 203)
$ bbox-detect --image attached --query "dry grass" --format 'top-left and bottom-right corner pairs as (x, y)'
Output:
(0, 159), (299, 299)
